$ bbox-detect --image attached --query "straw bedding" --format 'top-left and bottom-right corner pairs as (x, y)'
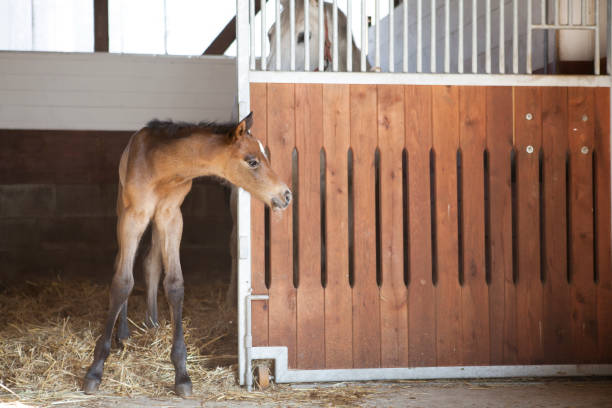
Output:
(0, 278), (377, 406)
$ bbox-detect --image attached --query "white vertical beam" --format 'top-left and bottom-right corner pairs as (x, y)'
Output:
(527, 0), (532, 73)
(376, 0), (381, 70)
(499, 0), (505, 73)
(250, 0), (255, 70)
(361, 0), (367, 72)
(403, 0), (408, 72)
(513, 0), (518, 73)
(389, 0), (394, 72)
(347, 0), (352, 71)
(304, 0), (309, 71)
(472, 0), (477, 73)
(459, 0), (464, 73)
(486, 0), (491, 73)
(261, 0), (267, 70)
(236, 0), (251, 387)
(594, 0), (600, 74)
(275, 0), (281, 70)
(417, 0), (423, 72)
(320, 0), (324, 71)
(333, 0), (338, 71)
(445, 0), (450, 73)
(290, 0), (295, 71)
(431, 0), (436, 73)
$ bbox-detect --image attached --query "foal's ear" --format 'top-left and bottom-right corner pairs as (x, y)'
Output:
(230, 112), (254, 142)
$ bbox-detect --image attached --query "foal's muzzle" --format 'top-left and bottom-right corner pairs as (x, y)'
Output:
(271, 189), (292, 210)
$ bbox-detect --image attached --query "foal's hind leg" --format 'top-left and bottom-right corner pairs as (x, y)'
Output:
(156, 207), (192, 397)
(144, 224), (162, 328)
(83, 209), (150, 394)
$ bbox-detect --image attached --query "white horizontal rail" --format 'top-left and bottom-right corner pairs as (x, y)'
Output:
(251, 346), (612, 385)
(250, 70), (611, 87)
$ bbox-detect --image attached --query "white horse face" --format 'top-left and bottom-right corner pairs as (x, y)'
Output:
(266, 0), (326, 72)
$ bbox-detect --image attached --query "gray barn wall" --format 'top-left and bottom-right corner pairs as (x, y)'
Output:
(0, 52), (237, 283)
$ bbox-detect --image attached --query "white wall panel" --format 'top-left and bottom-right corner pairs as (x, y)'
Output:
(0, 52), (237, 131)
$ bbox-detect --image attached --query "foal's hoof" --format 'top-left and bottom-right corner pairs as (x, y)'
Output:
(175, 380), (193, 398)
(83, 378), (101, 394)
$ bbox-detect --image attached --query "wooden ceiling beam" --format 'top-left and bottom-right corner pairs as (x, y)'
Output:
(203, 0), (264, 55)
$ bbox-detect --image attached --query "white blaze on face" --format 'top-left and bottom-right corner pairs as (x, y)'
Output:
(257, 139), (268, 160)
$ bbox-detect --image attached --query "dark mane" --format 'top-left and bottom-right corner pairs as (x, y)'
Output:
(146, 119), (238, 138)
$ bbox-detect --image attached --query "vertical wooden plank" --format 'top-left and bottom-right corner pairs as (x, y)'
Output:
(250, 82), (269, 347)
(405, 85), (436, 367)
(350, 84), (381, 368)
(594, 87), (612, 363)
(267, 83), (297, 367)
(377, 85), (408, 367)
(486, 87), (517, 365)
(432, 85), (462, 366)
(459, 86), (490, 365)
(514, 87), (544, 364)
(323, 84), (353, 368)
(568, 87), (598, 363)
(94, 0), (109, 52)
(541, 87), (572, 363)
(295, 83), (325, 369)
(594, 88), (612, 363)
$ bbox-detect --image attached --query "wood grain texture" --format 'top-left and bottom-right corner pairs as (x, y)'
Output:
(540, 87), (572, 363)
(323, 84), (353, 368)
(405, 85), (436, 367)
(514, 87), (544, 364)
(432, 85), (462, 366)
(250, 83), (269, 347)
(350, 84), (381, 368)
(267, 83), (298, 368)
(458, 86), (490, 365)
(568, 87), (598, 363)
(594, 87), (612, 363)
(377, 85), (409, 367)
(295, 83), (325, 369)
(485, 87), (517, 365)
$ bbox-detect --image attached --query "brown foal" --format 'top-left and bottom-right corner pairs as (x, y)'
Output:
(83, 113), (291, 397)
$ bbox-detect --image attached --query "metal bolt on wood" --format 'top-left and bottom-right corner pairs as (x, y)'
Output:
(525, 113), (533, 120)
(582, 114), (589, 122)
(526, 145), (534, 154)
(581, 146), (589, 154)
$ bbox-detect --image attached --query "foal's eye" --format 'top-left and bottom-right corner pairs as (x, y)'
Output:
(297, 31), (311, 43)
(245, 157), (260, 168)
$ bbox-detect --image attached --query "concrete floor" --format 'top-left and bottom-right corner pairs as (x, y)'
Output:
(46, 378), (612, 408)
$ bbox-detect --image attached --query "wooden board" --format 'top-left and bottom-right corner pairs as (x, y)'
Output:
(349, 84), (381, 368)
(323, 84), (353, 368)
(377, 85), (409, 367)
(514, 87), (544, 364)
(568, 87), (598, 363)
(485, 87), (517, 365)
(458, 86), (489, 365)
(250, 83), (269, 347)
(405, 85), (436, 367)
(540, 87), (572, 363)
(431, 85), (462, 366)
(594, 87), (612, 363)
(267, 83), (298, 368)
(295, 83), (325, 369)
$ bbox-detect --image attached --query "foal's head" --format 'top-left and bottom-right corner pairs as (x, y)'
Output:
(223, 113), (292, 210)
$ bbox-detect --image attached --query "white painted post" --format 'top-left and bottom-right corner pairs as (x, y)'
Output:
(403, 0), (408, 72)
(333, 0), (338, 71)
(275, 0), (281, 70)
(472, 0), (477, 73)
(290, 0), (295, 71)
(527, 0), (532, 74)
(361, 0), (367, 72)
(376, 0), (381, 70)
(459, 0), (464, 73)
(431, 0), (436, 73)
(347, 0), (352, 71)
(389, 0), (394, 72)
(445, 0), (450, 73)
(236, 0), (252, 387)
(486, 0), (491, 73)
(261, 0), (267, 70)
(320, 0), (325, 71)
(304, 0), (309, 71)
(513, 0), (518, 73)
(499, 0), (505, 73)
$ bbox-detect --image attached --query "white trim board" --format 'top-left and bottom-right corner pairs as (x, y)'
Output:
(250, 71), (612, 87)
(252, 346), (612, 384)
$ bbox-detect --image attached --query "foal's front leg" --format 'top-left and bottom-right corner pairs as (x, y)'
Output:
(157, 208), (192, 397)
(83, 210), (149, 394)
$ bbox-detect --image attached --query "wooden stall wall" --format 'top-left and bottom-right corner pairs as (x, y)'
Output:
(250, 83), (612, 369)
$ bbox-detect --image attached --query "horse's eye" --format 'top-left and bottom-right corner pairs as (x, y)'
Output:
(297, 31), (311, 43)
(246, 158), (260, 168)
